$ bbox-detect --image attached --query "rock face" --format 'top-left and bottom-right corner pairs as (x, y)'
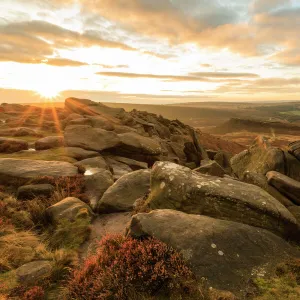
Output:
(267, 171), (300, 205)
(146, 162), (298, 239)
(16, 261), (52, 285)
(17, 184), (55, 200)
(128, 210), (297, 294)
(46, 197), (93, 225)
(35, 136), (64, 150)
(84, 171), (114, 210)
(0, 137), (28, 153)
(231, 137), (285, 179)
(0, 159), (78, 183)
(97, 169), (151, 213)
(64, 125), (120, 152)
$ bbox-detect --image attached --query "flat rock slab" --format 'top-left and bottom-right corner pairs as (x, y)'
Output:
(64, 125), (120, 152)
(61, 147), (100, 160)
(146, 162), (298, 239)
(0, 158), (78, 184)
(17, 184), (55, 200)
(267, 171), (300, 205)
(128, 209), (298, 294)
(35, 136), (64, 150)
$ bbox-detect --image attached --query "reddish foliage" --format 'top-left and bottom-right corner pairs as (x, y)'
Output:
(66, 234), (197, 299)
(22, 286), (45, 300)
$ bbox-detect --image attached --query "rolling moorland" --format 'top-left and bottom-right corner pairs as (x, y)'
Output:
(1, 98), (300, 299)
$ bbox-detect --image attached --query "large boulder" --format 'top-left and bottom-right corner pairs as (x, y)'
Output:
(108, 156), (148, 170)
(146, 162), (298, 239)
(97, 169), (151, 213)
(105, 157), (133, 181)
(64, 125), (120, 152)
(231, 137), (285, 179)
(46, 197), (93, 225)
(0, 159), (78, 184)
(75, 156), (109, 171)
(17, 184), (55, 200)
(267, 171), (300, 205)
(0, 137), (28, 153)
(195, 159), (226, 177)
(127, 210), (298, 294)
(84, 171), (114, 210)
(35, 136), (64, 150)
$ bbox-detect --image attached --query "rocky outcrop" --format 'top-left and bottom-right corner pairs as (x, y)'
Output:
(0, 159), (78, 184)
(128, 209), (297, 294)
(97, 169), (150, 213)
(46, 197), (93, 225)
(75, 156), (109, 171)
(267, 171), (300, 205)
(145, 162), (298, 239)
(105, 157), (133, 181)
(64, 125), (121, 152)
(107, 156), (148, 170)
(288, 141), (300, 161)
(231, 137), (285, 179)
(35, 136), (65, 150)
(60, 147), (100, 160)
(0, 137), (28, 153)
(17, 184), (55, 200)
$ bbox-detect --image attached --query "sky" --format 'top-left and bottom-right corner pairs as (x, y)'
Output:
(1, 0), (300, 104)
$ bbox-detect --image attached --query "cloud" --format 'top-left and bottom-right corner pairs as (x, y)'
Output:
(0, 20), (136, 64)
(44, 58), (88, 66)
(97, 71), (259, 82)
(250, 0), (291, 13)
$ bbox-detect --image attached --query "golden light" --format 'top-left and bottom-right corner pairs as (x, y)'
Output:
(35, 86), (61, 99)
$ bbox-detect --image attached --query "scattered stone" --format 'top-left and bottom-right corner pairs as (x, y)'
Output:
(195, 159), (226, 177)
(0, 137), (28, 153)
(97, 169), (151, 213)
(84, 171), (114, 210)
(128, 209), (298, 294)
(35, 136), (65, 150)
(16, 261), (52, 285)
(146, 162), (298, 239)
(267, 171), (300, 205)
(46, 197), (93, 225)
(0, 159), (78, 184)
(64, 125), (120, 152)
(17, 184), (55, 200)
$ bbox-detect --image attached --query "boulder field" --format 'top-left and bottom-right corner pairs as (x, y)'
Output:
(2, 98), (300, 297)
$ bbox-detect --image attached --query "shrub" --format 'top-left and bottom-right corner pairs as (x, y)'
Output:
(46, 217), (91, 250)
(66, 234), (204, 299)
(23, 286), (45, 300)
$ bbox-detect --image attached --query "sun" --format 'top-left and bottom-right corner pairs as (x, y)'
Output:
(35, 86), (61, 99)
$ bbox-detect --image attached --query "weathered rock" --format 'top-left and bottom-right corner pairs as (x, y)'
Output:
(146, 162), (298, 239)
(231, 137), (285, 179)
(117, 132), (162, 156)
(288, 140), (300, 161)
(0, 159), (78, 184)
(16, 261), (52, 285)
(84, 171), (114, 210)
(35, 136), (64, 150)
(0, 127), (43, 137)
(214, 150), (233, 175)
(288, 206), (300, 225)
(105, 157), (133, 181)
(64, 125), (120, 152)
(46, 197), (93, 225)
(242, 171), (294, 207)
(284, 151), (300, 182)
(62, 147), (100, 160)
(207, 149), (218, 160)
(267, 171), (300, 205)
(195, 159), (226, 177)
(97, 169), (151, 213)
(17, 184), (55, 200)
(0, 137), (28, 153)
(127, 210), (298, 294)
(107, 156), (148, 170)
(75, 156), (109, 171)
